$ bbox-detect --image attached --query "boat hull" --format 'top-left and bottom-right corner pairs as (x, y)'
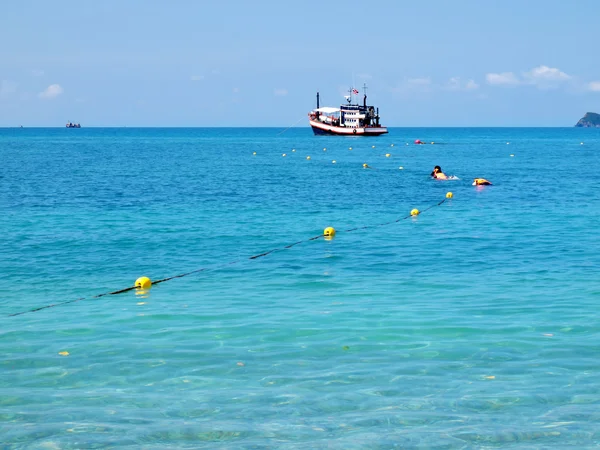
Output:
(309, 119), (387, 136)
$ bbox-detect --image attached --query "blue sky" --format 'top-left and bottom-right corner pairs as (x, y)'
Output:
(1, 0), (599, 127)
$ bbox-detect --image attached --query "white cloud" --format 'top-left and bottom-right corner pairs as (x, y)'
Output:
(522, 65), (571, 89)
(465, 79), (479, 90)
(446, 77), (461, 90)
(445, 77), (479, 91)
(486, 66), (572, 90)
(524, 65), (571, 82)
(587, 81), (600, 92)
(274, 88), (288, 96)
(190, 75), (204, 81)
(31, 69), (45, 77)
(0, 80), (17, 98)
(39, 84), (63, 99)
(486, 72), (520, 86)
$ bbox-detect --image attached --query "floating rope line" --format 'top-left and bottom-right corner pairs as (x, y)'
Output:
(276, 116), (307, 136)
(7, 196), (450, 317)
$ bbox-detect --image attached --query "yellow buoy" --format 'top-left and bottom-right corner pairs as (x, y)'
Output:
(411, 209), (420, 216)
(58, 351), (69, 356)
(372, 145), (375, 148)
(332, 160), (336, 164)
(580, 142), (584, 145)
(306, 156), (311, 160)
(135, 277), (152, 290)
(399, 166), (404, 170)
(391, 144), (394, 147)
(446, 192), (453, 199)
(349, 147), (352, 150)
(252, 152), (256, 155)
(385, 153), (391, 157)
(282, 153), (286, 157)
(292, 149), (296, 152)
(323, 147), (327, 151)
(324, 227), (336, 239)
(362, 163), (369, 168)
(510, 154), (514, 157)
(431, 142), (435, 145)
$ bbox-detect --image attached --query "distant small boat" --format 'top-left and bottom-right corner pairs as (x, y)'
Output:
(66, 122), (81, 128)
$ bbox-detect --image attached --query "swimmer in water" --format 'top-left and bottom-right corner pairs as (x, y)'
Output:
(431, 165), (448, 180)
(473, 178), (492, 186)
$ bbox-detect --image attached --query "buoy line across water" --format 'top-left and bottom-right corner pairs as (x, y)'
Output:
(6, 194), (453, 317)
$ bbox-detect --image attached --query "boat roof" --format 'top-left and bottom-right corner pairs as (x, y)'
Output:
(313, 107), (340, 114)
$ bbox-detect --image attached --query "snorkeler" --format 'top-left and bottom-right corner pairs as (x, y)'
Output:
(473, 178), (492, 186)
(431, 165), (448, 180)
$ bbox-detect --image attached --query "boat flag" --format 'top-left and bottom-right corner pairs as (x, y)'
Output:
(352, 88), (359, 94)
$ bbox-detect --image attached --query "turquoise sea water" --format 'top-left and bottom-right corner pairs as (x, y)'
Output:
(1, 127), (600, 448)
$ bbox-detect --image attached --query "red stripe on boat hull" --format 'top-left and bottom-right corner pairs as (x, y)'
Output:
(309, 120), (388, 136)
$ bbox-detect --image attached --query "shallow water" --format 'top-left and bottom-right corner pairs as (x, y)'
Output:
(1, 127), (600, 448)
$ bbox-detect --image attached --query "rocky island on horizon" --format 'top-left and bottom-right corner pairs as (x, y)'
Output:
(575, 112), (600, 127)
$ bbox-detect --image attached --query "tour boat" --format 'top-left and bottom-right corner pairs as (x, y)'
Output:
(308, 85), (388, 136)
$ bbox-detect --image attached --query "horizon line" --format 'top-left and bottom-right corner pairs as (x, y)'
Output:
(0, 125), (591, 129)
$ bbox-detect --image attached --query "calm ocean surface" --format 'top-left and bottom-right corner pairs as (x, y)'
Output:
(1, 127), (600, 448)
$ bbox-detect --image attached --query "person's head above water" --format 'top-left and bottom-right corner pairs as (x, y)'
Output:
(431, 165), (443, 176)
(431, 165), (449, 180)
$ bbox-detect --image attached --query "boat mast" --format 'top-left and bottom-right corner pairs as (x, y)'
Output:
(363, 83), (368, 108)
